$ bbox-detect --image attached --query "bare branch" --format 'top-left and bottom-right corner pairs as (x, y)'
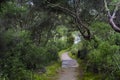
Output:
(112, 4), (119, 17)
(104, 0), (111, 17)
(47, 1), (76, 18)
(109, 18), (120, 32)
(73, 0), (91, 39)
(47, 0), (91, 40)
(104, 0), (120, 32)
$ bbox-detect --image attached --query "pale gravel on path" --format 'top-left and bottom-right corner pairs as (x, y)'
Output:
(61, 52), (72, 60)
(57, 52), (80, 80)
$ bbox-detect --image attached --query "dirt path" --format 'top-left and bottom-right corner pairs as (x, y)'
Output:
(57, 52), (81, 80)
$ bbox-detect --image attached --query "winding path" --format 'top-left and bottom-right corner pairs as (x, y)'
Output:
(61, 52), (79, 68)
(57, 52), (80, 80)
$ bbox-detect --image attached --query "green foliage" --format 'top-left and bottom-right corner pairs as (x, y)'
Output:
(33, 62), (60, 80)
(0, 0), (120, 80)
(0, 28), (59, 79)
(0, 1), (27, 16)
(112, 0), (120, 3)
(76, 22), (120, 79)
(54, 25), (74, 50)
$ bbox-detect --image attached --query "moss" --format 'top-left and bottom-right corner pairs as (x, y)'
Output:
(58, 48), (69, 57)
(68, 51), (77, 59)
(46, 62), (60, 76)
(33, 62), (60, 80)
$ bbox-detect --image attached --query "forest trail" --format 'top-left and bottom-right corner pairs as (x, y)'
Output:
(61, 52), (79, 68)
(57, 52), (81, 80)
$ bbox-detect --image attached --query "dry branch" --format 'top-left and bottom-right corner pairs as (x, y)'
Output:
(104, 0), (120, 32)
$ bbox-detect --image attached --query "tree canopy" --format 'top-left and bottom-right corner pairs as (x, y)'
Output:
(0, 0), (120, 80)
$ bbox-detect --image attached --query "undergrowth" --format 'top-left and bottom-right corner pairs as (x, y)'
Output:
(34, 62), (60, 80)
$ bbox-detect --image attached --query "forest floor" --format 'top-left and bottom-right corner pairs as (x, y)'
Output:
(56, 52), (83, 80)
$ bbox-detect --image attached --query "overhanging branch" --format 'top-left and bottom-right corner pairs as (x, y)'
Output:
(104, 0), (120, 32)
(47, 0), (91, 40)
(47, 1), (76, 18)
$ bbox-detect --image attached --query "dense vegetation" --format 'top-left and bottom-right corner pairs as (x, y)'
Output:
(72, 22), (120, 80)
(0, 1), (73, 80)
(0, 0), (120, 80)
